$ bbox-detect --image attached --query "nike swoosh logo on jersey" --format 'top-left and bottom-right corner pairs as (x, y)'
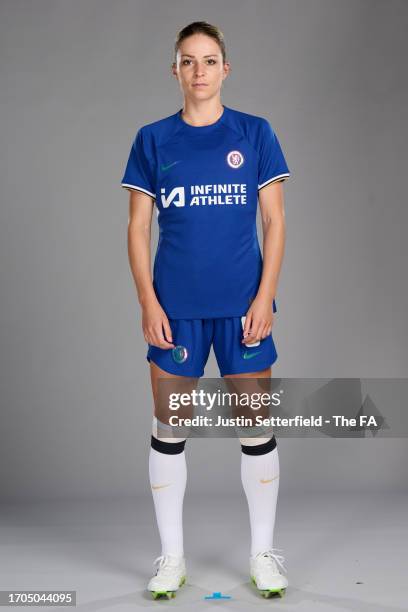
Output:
(242, 350), (262, 360)
(260, 476), (279, 484)
(161, 160), (181, 172)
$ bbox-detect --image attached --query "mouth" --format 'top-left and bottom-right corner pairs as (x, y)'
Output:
(192, 83), (208, 87)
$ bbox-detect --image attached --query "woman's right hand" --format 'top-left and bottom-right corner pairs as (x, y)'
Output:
(141, 298), (175, 349)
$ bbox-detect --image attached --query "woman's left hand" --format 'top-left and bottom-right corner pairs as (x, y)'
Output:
(241, 296), (274, 344)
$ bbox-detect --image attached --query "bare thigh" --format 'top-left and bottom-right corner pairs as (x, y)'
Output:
(150, 363), (272, 437)
(149, 360), (200, 421)
(223, 366), (272, 429)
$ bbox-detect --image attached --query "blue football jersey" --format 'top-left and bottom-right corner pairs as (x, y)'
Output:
(121, 105), (291, 319)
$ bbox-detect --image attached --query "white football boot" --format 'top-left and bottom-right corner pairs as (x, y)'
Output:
(250, 548), (288, 598)
(147, 554), (187, 599)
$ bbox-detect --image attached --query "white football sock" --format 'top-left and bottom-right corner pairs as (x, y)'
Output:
(241, 445), (280, 557)
(149, 445), (187, 558)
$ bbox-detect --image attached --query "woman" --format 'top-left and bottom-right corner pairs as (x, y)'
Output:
(121, 21), (290, 600)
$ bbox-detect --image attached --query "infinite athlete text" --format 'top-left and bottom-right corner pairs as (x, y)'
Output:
(190, 183), (247, 206)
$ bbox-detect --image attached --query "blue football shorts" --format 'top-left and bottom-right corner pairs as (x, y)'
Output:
(146, 317), (277, 377)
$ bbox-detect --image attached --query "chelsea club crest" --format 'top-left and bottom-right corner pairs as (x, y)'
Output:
(226, 150), (244, 168)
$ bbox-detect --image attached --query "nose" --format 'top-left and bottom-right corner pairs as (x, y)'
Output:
(194, 62), (206, 77)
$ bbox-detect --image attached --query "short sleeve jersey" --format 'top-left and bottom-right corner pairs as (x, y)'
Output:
(121, 105), (291, 319)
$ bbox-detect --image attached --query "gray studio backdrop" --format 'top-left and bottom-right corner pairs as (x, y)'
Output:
(1, 0), (407, 501)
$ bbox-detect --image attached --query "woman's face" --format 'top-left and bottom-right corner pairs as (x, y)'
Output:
(172, 33), (230, 102)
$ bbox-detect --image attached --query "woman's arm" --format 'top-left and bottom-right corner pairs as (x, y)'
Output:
(242, 181), (286, 344)
(127, 190), (175, 349)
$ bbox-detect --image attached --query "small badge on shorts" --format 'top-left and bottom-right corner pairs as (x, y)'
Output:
(172, 345), (188, 364)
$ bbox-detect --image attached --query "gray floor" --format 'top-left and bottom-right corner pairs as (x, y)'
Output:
(0, 492), (406, 611)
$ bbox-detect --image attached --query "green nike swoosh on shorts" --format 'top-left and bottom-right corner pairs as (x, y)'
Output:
(242, 350), (262, 360)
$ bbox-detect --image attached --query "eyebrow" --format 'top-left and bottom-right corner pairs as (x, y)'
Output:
(181, 54), (218, 58)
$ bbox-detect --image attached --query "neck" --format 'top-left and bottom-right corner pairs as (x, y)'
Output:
(180, 99), (224, 127)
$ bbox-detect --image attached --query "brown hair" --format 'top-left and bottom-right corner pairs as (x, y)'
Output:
(174, 21), (227, 64)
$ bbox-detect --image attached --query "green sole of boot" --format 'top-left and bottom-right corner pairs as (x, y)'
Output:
(150, 575), (186, 600)
(250, 575), (286, 598)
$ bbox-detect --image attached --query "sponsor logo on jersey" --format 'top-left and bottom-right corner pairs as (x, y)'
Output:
(226, 150), (244, 168)
(160, 184), (247, 207)
(161, 187), (185, 208)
